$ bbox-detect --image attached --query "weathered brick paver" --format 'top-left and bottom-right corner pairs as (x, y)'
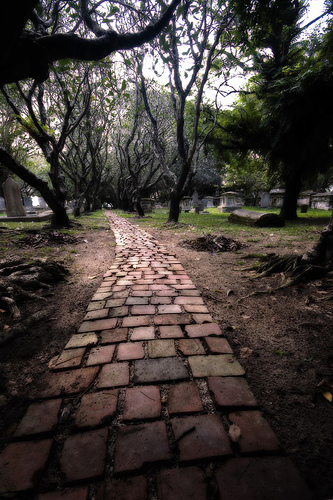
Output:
(0, 211), (312, 499)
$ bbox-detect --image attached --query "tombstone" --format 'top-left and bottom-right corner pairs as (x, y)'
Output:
(310, 192), (333, 211)
(206, 196), (214, 208)
(2, 176), (26, 217)
(218, 191), (243, 213)
(269, 189), (285, 208)
(38, 197), (47, 209)
(192, 190), (204, 213)
(181, 196), (191, 212)
(141, 198), (153, 213)
(0, 196), (6, 211)
(261, 192), (270, 208)
(23, 196), (33, 210)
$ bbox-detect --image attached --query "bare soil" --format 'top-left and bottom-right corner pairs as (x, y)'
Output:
(0, 215), (332, 499)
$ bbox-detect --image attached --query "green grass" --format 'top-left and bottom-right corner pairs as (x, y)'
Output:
(113, 206), (331, 243)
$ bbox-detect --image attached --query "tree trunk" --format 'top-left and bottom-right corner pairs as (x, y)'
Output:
(279, 171), (302, 220)
(305, 214), (333, 267)
(0, 147), (70, 227)
(168, 194), (181, 223)
(136, 199), (145, 217)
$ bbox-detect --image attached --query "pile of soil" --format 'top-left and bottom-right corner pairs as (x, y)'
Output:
(179, 232), (246, 253)
(15, 229), (80, 247)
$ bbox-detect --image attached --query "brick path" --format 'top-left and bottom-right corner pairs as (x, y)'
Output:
(0, 212), (313, 499)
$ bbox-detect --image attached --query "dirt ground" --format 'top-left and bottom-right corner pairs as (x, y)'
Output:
(0, 214), (332, 499)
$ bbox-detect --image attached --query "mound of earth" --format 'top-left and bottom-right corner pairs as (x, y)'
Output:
(180, 232), (246, 252)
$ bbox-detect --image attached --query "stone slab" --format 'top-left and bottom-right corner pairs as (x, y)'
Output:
(78, 318), (118, 333)
(189, 355), (245, 377)
(117, 342), (145, 361)
(133, 358), (190, 384)
(100, 328), (128, 344)
(131, 326), (155, 340)
(60, 428), (108, 482)
(168, 381), (204, 414)
(86, 345), (116, 366)
(14, 399), (62, 437)
(95, 477), (147, 500)
(147, 339), (176, 358)
(171, 415), (232, 462)
(114, 421), (171, 473)
(65, 334), (98, 349)
(38, 367), (99, 398)
(228, 411), (280, 453)
(0, 439), (53, 493)
(185, 323), (223, 338)
(178, 339), (205, 356)
(97, 362), (130, 388)
(74, 390), (118, 428)
(159, 325), (184, 338)
(215, 457), (313, 500)
(208, 377), (257, 408)
(157, 466), (207, 500)
(123, 386), (161, 420)
(52, 348), (85, 370)
(204, 337), (233, 354)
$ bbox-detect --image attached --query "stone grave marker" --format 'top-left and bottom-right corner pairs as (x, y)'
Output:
(2, 176), (26, 217)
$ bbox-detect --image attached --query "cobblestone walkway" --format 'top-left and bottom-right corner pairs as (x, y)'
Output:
(0, 212), (313, 499)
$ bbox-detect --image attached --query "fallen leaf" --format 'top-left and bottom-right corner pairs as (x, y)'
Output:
(215, 289), (224, 294)
(241, 315), (251, 320)
(322, 391), (333, 403)
(0, 309), (6, 313)
(88, 276), (97, 280)
(228, 424), (242, 443)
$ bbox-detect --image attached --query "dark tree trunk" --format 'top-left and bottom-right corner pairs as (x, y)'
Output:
(305, 214), (333, 267)
(168, 194), (181, 223)
(136, 200), (145, 217)
(279, 171), (302, 220)
(0, 147), (70, 227)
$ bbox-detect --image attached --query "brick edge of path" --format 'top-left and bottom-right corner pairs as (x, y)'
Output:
(0, 212), (314, 500)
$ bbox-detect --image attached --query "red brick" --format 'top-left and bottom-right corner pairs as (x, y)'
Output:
(185, 323), (223, 338)
(105, 298), (126, 307)
(92, 291), (113, 301)
(109, 306), (129, 317)
(117, 342), (145, 361)
(113, 290), (130, 298)
(192, 314), (214, 324)
(154, 314), (191, 326)
(74, 390), (118, 428)
(157, 304), (182, 314)
(131, 326), (155, 340)
(78, 317), (117, 333)
(179, 289), (201, 296)
(183, 304), (209, 314)
(228, 411), (280, 453)
(100, 328), (128, 344)
(132, 285), (149, 291)
(171, 415), (231, 462)
(38, 367), (99, 398)
(95, 477), (147, 500)
(150, 296), (172, 305)
(150, 284), (172, 291)
(178, 339), (205, 356)
(148, 339), (176, 358)
(122, 316), (150, 328)
(131, 305), (156, 315)
(86, 345), (115, 366)
(174, 296), (204, 305)
(84, 308), (109, 320)
(65, 333), (98, 349)
(158, 467), (207, 500)
(87, 300), (105, 311)
(215, 457), (313, 500)
(14, 399), (62, 437)
(37, 487), (89, 500)
(0, 439), (52, 493)
(131, 290), (153, 297)
(168, 382), (203, 414)
(208, 377), (257, 408)
(205, 337), (233, 354)
(155, 289), (178, 297)
(159, 325), (184, 338)
(123, 386), (161, 420)
(51, 348), (85, 370)
(133, 358), (189, 384)
(172, 284), (196, 290)
(126, 297), (149, 305)
(114, 422), (171, 473)
(97, 362), (130, 388)
(60, 428), (108, 482)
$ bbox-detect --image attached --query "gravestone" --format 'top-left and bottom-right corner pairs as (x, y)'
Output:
(0, 196), (5, 211)
(23, 196), (33, 210)
(206, 196), (214, 208)
(218, 192), (243, 213)
(2, 176), (26, 217)
(261, 192), (270, 208)
(38, 197), (47, 209)
(192, 190), (204, 213)
(181, 196), (191, 212)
